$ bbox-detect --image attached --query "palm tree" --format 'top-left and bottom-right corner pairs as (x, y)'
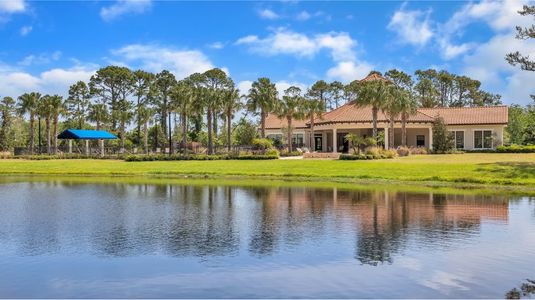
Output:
(355, 79), (389, 141)
(170, 80), (194, 153)
(383, 86), (401, 149)
(398, 90), (418, 147)
(38, 95), (54, 154)
(247, 77), (278, 138)
(17, 92), (41, 154)
(137, 105), (153, 154)
(88, 103), (110, 154)
(48, 95), (65, 154)
(277, 86), (305, 153)
(87, 103), (109, 131)
(303, 95), (325, 152)
(221, 87), (242, 151)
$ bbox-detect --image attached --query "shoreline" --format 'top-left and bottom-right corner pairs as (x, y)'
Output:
(1, 172), (535, 196)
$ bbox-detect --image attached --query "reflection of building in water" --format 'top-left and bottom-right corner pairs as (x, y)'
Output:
(0, 182), (510, 265)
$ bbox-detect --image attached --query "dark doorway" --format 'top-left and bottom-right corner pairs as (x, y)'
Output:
(314, 135), (323, 151)
(337, 133), (349, 153)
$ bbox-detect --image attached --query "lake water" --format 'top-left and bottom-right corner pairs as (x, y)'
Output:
(0, 178), (534, 298)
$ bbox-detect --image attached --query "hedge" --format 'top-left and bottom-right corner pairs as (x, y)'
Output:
(124, 154), (278, 162)
(496, 145), (535, 153)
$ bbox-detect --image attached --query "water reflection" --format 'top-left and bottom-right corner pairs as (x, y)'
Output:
(0, 180), (532, 298)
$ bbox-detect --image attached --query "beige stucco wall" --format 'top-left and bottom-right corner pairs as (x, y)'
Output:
(264, 124), (505, 151)
(446, 125), (505, 150)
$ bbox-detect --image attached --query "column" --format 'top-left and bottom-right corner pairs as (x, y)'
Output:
(384, 128), (389, 149)
(85, 140), (89, 155)
(332, 128), (337, 153)
(100, 140), (104, 157)
(68, 140), (72, 154)
(428, 127), (433, 150)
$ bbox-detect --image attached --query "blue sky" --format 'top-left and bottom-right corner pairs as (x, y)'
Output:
(0, 0), (534, 105)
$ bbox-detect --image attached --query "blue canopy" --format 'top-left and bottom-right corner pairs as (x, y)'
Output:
(57, 129), (117, 140)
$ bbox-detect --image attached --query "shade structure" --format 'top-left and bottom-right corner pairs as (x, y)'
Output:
(57, 129), (117, 140)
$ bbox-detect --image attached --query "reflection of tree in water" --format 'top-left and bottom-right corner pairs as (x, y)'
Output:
(505, 279), (535, 299)
(249, 187), (279, 256)
(355, 191), (409, 266)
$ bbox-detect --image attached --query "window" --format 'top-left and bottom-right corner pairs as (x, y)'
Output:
(450, 131), (464, 149)
(292, 134), (304, 147)
(474, 130), (493, 149)
(416, 135), (425, 147)
(267, 134), (282, 142)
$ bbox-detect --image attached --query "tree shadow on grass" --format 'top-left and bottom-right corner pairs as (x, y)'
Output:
(476, 162), (535, 180)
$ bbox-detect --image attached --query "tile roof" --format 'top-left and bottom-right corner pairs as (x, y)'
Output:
(418, 106), (508, 125)
(314, 102), (435, 125)
(263, 104), (508, 129)
(264, 113), (309, 129)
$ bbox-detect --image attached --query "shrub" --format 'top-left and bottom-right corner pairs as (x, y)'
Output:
(265, 148), (280, 157)
(280, 151), (302, 157)
(365, 147), (382, 159)
(382, 149), (398, 159)
(432, 117), (454, 153)
(496, 144), (535, 153)
(396, 146), (410, 157)
(124, 154), (278, 162)
(409, 147), (428, 155)
(339, 154), (369, 160)
(252, 138), (274, 150)
(0, 151), (12, 159)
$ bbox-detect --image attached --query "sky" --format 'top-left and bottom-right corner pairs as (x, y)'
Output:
(0, 0), (534, 105)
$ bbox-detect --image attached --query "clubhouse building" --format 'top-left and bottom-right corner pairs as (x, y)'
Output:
(264, 78), (508, 153)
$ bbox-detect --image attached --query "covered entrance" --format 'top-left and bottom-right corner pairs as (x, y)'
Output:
(314, 134), (323, 151)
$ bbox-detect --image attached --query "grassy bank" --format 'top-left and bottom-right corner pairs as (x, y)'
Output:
(0, 153), (534, 188)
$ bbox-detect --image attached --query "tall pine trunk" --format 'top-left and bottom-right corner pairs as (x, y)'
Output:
(287, 117), (293, 153)
(29, 114), (35, 154)
(227, 112), (232, 152)
(45, 117), (51, 154)
(372, 106), (378, 140)
(120, 121), (125, 153)
(207, 108), (213, 155)
(260, 109), (266, 138)
(181, 112), (187, 154)
(143, 120), (149, 154)
(53, 116), (59, 154)
(401, 113), (407, 147)
(168, 113), (173, 155)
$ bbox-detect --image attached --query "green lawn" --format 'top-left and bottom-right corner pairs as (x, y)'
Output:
(0, 153), (534, 188)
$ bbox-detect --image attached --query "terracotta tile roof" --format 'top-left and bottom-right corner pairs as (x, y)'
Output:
(419, 106), (508, 125)
(314, 102), (435, 125)
(360, 73), (389, 82)
(264, 113), (309, 129)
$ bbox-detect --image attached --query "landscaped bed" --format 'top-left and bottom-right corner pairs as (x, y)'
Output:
(0, 153), (534, 188)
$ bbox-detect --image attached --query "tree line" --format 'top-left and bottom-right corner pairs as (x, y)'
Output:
(0, 66), (505, 155)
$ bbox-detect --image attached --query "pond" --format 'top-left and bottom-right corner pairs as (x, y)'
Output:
(0, 178), (534, 298)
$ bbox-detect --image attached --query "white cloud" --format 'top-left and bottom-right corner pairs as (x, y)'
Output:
(112, 44), (217, 79)
(236, 28), (356, 61)
(0, 0), (25, 13)
(258, 9), (279, 20)
(462, 32), (535, 105)
(275, 80), (308, 96)
(326, 61), (373, 83)
(237, 80), (253, 96)
(18, 51), (62, 66)
(0, 63), (96, 98)
(296, 11), (311, 21)
(437, 39), (474, 60)
(100, 0), (151, 21)
(208, 42), (225, 49)
(19, 25), (32, 36)
(388, 7), (433, 47)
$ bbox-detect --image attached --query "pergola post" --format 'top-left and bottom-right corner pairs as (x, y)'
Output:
(85, 140), (89, 155)
(100, 139), (104, 157)
(68, 140), (72, 154)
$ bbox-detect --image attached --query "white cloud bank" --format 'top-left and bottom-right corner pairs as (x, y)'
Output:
(112, 44), (223, 79)
(257, 9), (279, 20)
(236, 28), (373, 83)
(0, 0), (26, 13)
(100, 0), (152, 21)
(387, 7), (433, 47)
